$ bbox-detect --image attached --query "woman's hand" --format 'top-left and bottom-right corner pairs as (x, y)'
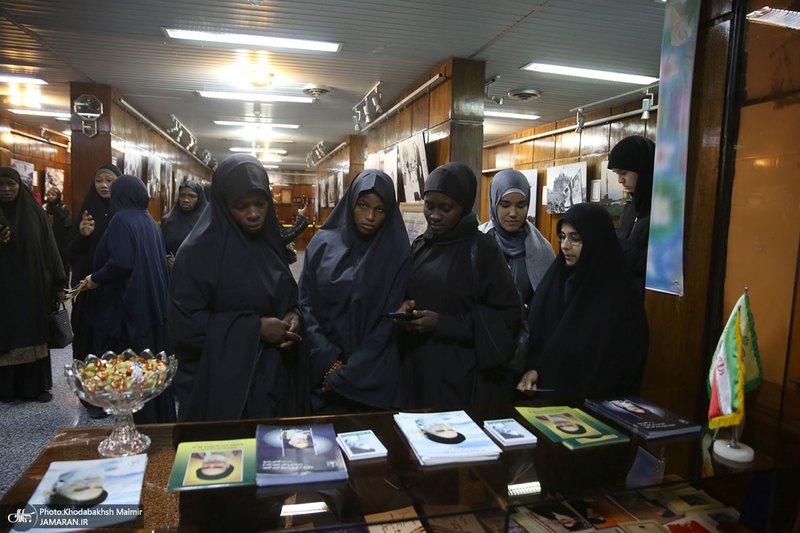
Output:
(516, 370), (539, 395)
(395, 300), (438, 334)
(279, 311), (302, 349)
(0, 225), (10, 244)
(79, 211), (95, 237)
(54, 290), (66, 304)
(166, 254), (175, 270)
(260, 316), (302, 346)
(83, 274), (99, 290)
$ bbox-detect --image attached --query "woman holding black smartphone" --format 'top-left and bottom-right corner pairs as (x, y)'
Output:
(0, 167), (67, 402)
(299, 169), (410, 413)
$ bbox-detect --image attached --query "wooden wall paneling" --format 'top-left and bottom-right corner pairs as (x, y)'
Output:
(450, 58), (485, 122)
(580, 123), (610, 156)
(449, 121), (484, 208)
(640, 16), (731, 416)
(411, 94), (430, 136)
(348, 135), (366, 182)
(396, 107), (412, 142)
(644, 109), (659, 141)
(480, 172), (494, 224)
(426, 122), (451, 171)
(429, 80), (452, 127)
(533, 124), (557, 161)
(514, 140), (533, 167)
(70, 84), (114, 213)
(384, 114), (397, 147)
(555, 130), (581, 161)
(609, 116), (647, 148)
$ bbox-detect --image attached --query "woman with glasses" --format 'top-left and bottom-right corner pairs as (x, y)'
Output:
(517, 203), (648, 400)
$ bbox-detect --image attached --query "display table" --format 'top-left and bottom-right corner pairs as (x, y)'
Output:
(0, 401), (779, 532)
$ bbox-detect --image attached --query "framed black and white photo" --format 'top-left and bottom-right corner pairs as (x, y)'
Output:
(396, 134), (429, 203)
(546, 161), (587, 214)
(10, 159), (36, 191)
(45, 167), (65, 193)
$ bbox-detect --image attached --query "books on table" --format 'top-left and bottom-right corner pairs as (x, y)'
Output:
(11, 455), (147, 533)
(167, 438), (256, 491)
(364, 505), (425, 533)
(255, 423), (348, 487)
(336, 429), (388, 461)
(655, 486), (724, 515)
(483, 418), (537, 447)
(393, 411), (501, 466)
(516, 406), (629, 450)
(513, 503), (595, 533)
(584, 397), (701, 440)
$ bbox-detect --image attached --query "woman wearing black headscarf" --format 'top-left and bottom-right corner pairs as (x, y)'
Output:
(43, 187), (72, 272)
(160, 179), (207, 269)
(517, 203), (649, 401)
(65, 163), (121, 367)
(299, 169), (410, 414)
(82, 174), (175, 423)
(0, 167), (67, 402)
(397, 162), (522, 409)
(608, 135), (656, 293)
(479, 169), (555, 315)
(168, 154), (303, 422)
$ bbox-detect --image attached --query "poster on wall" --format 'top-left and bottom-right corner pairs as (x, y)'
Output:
(397, 134), (429, 203)
(163, 162), (174, 211)
(147, 155), (162, 198)
(124, 148), (141, 178)
(337, 171), (345, 202)
(518, 169), (539, 220)
(545, 161), (586, 214)
(319, 178), (327, 208)
(365, 152), (381, 172)
(382, 147), (397, 188)
(327, 174), (336, 206)
(646, 0), (701, 296)
(598, 160), (628, 216)
(11, 159), (36, 191)
(44, 167), (65, 193)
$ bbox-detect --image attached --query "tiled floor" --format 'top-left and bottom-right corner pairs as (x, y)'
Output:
(0, 251), (305, 500)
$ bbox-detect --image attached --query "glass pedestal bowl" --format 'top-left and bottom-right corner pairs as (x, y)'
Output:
(65, 349), (177, 457)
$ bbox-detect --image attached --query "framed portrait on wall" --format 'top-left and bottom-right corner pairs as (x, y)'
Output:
(399, 202), (427, 245)
(10, 159), (36, 191)
(545, 161), (587, 214)
(44, 167), (65, 193)
(280, 189), (292, 204)
(396, 134), (429, 203)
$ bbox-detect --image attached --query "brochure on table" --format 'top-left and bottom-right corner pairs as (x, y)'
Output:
(167, 438), (256, 491)
(255, 423), (348, 486)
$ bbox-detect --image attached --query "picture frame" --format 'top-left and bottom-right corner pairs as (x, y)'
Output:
(280, 189), (292, 204)
(399, 202), (427, 244)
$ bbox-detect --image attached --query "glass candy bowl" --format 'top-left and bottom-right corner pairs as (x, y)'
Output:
(65, 349), (177, 457)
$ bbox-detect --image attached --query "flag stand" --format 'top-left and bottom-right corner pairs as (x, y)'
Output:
(712, 422), (754, 463)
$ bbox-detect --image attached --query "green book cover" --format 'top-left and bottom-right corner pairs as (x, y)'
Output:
(167, 438), (256, 491)
(516, 406), (629, 449)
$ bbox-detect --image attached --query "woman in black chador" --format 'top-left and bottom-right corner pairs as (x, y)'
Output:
(43, 187), (72, 272)
(517, 203), (649, 401)
(608, 135), (656, 294)
(0, 167), (66, 402)
(83, 174), (176, 423)
(299, 169), (410, 414)
(160, 179), (207, 268)
(397, 162), (521, 409)
(168, 154), (303, 422)
(65, 164), (121, 363)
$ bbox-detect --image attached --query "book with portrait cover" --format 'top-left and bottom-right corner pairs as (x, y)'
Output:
(336, 429), (388, 461)
(516, 406), (629, 449)
(584, 397), (701, 440)
(255, 423), (348, 487)
(483, 418), (537, 447)
(167, 438), (256, 491)
(393, 411), (501, 466)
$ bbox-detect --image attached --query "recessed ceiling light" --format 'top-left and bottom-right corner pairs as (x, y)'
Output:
(164, 28), (341, 53)
(199, 91), (313, 103)
(522, 62), (659, 84)
(484, 111), (541, 120)
(229, 147), (287, 155)
(8, 109), (71, 120)
(746, 7), (800, 30)
(214, 120), (300, 129)
(0, 74), (47, 85)
(262, 164), (279, 169)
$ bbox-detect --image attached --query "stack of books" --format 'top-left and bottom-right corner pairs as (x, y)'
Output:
(483, 418), (537, 447)
(584, 397), (701, 440)
(336, 429), (388, 461)
(255, 423), (348, 487)
(393, 410), (501, 466)
(516, 406), (629, 450)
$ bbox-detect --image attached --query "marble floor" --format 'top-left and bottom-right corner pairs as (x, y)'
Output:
(0, 251), (305, 500)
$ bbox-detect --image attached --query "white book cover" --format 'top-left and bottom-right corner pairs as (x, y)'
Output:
(336, 430), (388, 460)
(394, 411), (501, 466)
(483, 418), (537, 446)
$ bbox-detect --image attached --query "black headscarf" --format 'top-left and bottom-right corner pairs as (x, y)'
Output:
(91, 175), (169, 341)
(299, 169), (410, 411)
(422, 162), (479, 244)
(160, 180), (208, 254)
(169, 154), (301, 422)
(0, 167), (66, 355)
(526, 203), (648, 400)
(608, 135), (655, 218)
(66, 163), (121, 283)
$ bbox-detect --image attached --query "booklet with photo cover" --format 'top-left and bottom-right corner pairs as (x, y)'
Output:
(12, 455), (147, 533)
(483, 418), (537, 447)
(512, 502), (594, 533)
(516, 406), (629, 449)
(364, 505), (425, 533)
(568, 496), (637, 529)
(255, 423), (348, 487)
(422, 505), (485, 533)
(167, 438), (256, 491)
(656, 487), (724, 515)
(394, 411), (501, 466)
(610, 491), (678, 524)
(336, 429), (388, 461)
(619, 520), (669, 532)
(584, 397), (701, 440)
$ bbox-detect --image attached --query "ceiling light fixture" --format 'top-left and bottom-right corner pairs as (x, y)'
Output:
(0, 75), (47, 85)
(229, 147), (287, 155)
(484, 111), (541, 120)
(641, 91), (655, 120)
(8, 109), (71, 120)
(199, 91), (314, 103)
(353, 82), (383, 132)
(214, 120), (299, 129)
(522, 62), (659, 84)
(575, 109), (586, 134)
(262, 164), (279, 169)
(164, 28), (342, 53)
(746, 7), (800, 30)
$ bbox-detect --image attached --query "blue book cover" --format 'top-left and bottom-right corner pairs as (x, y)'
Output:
(255, 424), (347, 486)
